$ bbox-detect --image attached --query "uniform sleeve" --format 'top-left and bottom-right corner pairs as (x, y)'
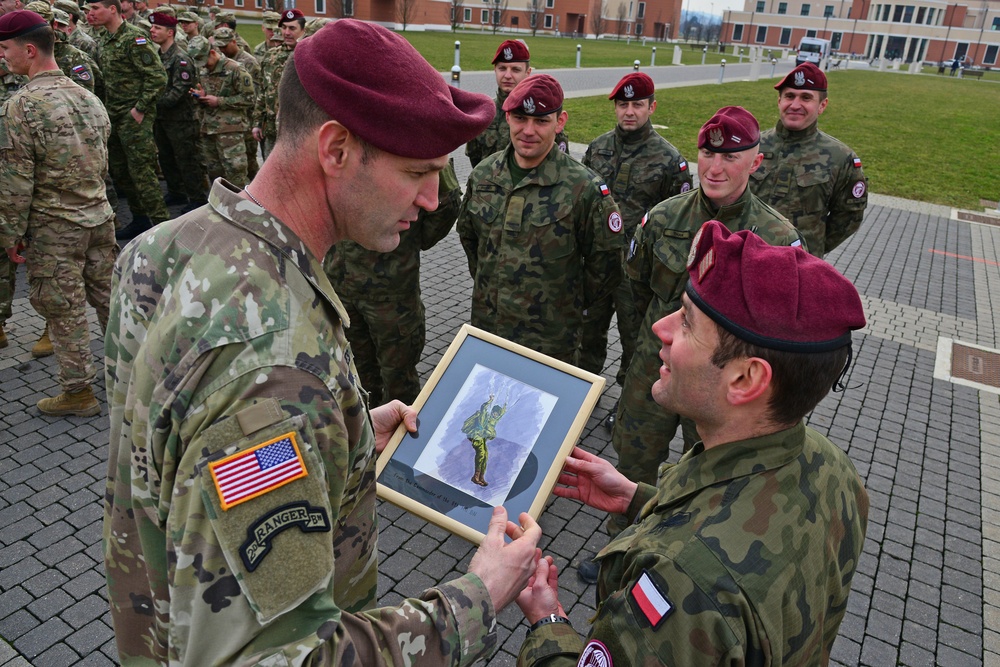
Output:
(419, 160), (461, 250)
(517, 622), (585, 667)
(456, 174), (480, 278)
(824, 153), (867, 253)
(625, 215), (655, 322)
(0, 99), (35, 246)
(581, 188), (623, 309)
(252, 54), (268, 128)
(133, 38), (167, 113)
(217, 67), (254, 111)
(158, 57), (196, 111)
(662, 153), (694, 200)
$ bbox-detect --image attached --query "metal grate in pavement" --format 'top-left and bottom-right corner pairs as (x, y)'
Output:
(952, 343), (1000, 388)
(954, 210), (1000, 226)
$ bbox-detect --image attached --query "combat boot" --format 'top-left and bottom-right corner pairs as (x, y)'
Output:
(37, 386), (100, 417)
(31, 324), (54, 358)
(0, 323), (7, 349)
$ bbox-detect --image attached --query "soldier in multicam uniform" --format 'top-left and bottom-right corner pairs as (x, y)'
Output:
(88, 0), (169, 240)
(24, 2), (100, 95)
(176, 9), (200, 44)
(0, 11), (116, 416)
(187, 34), (254, 189)
(580, 72), (693, 423)
(252, 7), (302, 159)
(252, 9), (280, 58)
(750, 62), (868, 257)
(215, 26), (260, 182)
(516, 219), (869, 667)
(465, 39), (567, 170)
(103, 19), (544, 666)
(52, 0), (99, 59)
(323, 160), (461, 406)
(585, 108), (805, 574)
(456, 75), (622, 369)
(149, 11), (206, 211)
(214, 10), (251, 52)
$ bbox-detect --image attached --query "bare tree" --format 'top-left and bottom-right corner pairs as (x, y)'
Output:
(527, 0), (543, 35)
(590, 0), (607, 37)
(396, 0), (417, 30)
(615, 0), (628, 39)
(448, 0), (465, 30)
(490, 0), (509, 34)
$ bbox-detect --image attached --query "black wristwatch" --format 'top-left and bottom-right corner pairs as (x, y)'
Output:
(528, 614), (572, 635)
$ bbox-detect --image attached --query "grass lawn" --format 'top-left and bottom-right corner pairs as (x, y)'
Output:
(563, 69), (1000, 209)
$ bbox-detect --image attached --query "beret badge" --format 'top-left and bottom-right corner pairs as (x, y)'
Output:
(522, 96), (536, 114)
(794, 70), (806, 86)
(503, 46), (513, 61)
(623, 84), (634, 98)
(709, 127), (724, 147)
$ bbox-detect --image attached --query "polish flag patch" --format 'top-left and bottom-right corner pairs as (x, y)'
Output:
(630, 570), (673, 629)
(599, 183), (610, 196)
(678, 160), (688, 172)
(852, 157), (862, 168)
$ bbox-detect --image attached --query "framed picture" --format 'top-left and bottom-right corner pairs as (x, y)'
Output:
(376, 325), (606, 544)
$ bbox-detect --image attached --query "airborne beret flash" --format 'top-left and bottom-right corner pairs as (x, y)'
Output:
(697, 105), (760, 153)
(502, 74), (563, 116)
(775, 62), (828, 92)
(492, 38), (529, 64)
(0, 10), (48, 40)
(150, 11), (178, 27)
(279, 8), (304, 24)
(609, 72), (655, 101)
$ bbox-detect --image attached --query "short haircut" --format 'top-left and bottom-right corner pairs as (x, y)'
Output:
(92, 0), (122, 12)
(711, 323), (850, 426)
(13, 24), (55, 56)
(281, 17), (305, 28)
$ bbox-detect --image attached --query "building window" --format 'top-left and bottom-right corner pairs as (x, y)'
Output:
(755, 0), (764, 11)
(926, 8), (934, 24)
(314, 0), (323, 12)
(636, 22), (643, 34)
(986, 44), (998, 62)
(800, 4), (810, 15)
(343, 0), (353, 15)
(235, 0), (243, 6)
(777, 2), (786, 13)
(902, 5), (913, 22)
(464, 7), (471, 20)
(823, 4), (833, 17)
(779, 27), (791, 44)
(880, 4), (890, 20)
(544, 13), (553, 27)
(481, 9), (489, 22)
(806, 29), (816, 36)
(255, 0), (262, 7)
(831, 31), (842, 48)
(215, 0), (223, 6)
(755, 25), (767, 42)
(993, 16), (1000, 29)
(732, 23), (744, 40)
(637, 2), (645, 18)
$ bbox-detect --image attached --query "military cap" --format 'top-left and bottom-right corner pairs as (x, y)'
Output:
(150, 11), (177, 26)
(177, 10), (198, 22)
(52, 8), (71, 24)
(213, 25), (234, 44)
(302, 17), (330, 37)
(492, 38), (529, 64)
(215, 10), (235, 24)
(697, 105), (759, 153)
(685, 220), (865, 352)
(609, 72), (654, 101)
(198, 6), (211, 16)
(53, 0), (82, 20)
(208, 4), (219, 14)
(186, 34), (211, 65)
(278, 7), (304, 24)
(0, 10), (48, 40)
(262, 10), (280, 27)
(293, 19), (493, 159)
(775, 62), (828, 92)
(152, 5), (176, 17)
(502, 73), (563, 116)
(24, 1), (52, 21)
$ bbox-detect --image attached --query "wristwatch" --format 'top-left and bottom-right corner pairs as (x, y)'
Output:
(528, 613), (572, 635)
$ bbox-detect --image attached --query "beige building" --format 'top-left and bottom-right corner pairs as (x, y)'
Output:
(721, 0), (1000, 66)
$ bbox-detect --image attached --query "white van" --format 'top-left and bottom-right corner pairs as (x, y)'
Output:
(796, 37), (831, 65)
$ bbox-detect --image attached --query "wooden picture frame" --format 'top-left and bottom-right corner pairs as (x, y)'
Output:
(376, 324), (606, 544)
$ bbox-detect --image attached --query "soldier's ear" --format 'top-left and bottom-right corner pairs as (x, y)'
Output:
(315, 120), (351, 177)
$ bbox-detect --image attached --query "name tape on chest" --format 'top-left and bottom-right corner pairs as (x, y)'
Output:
(209, 432), (307, 510)
(629, 570), (673, 629)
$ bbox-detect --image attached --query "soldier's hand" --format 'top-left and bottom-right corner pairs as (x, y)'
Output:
(252, 127), (264, 142)
(516, 555), (566, 625)
(5, 244), (26, 264)
(129, 107), (144, 124)
(371, 399), (418, 455)
(201, 94), (220, 108)
(469, 507), (542, 611)
(553, 446), (637, 515)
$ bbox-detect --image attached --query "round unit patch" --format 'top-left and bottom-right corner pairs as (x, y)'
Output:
(852, 180), (866, 199)
(608, 211), (623, 233)
(180, 71), (190, 81)
(576, 639), (612, 667)
(680, 182), (692, 193)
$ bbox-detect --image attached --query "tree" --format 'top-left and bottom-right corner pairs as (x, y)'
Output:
(614, 0), (628, 39)
(448, 0), (465, 31)
(527, 0), (543, 36)
(590, 0), (607, 37)
(396, 0), (417, 30)
(490, 0), (509, 34)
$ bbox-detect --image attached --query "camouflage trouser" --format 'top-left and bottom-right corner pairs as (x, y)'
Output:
(470, 437), (489, 478)
(203, 132), (248, 190)
(154, 119), (208, 203)
(0, 252), (15, 324)
(341, 293), (425, 407)
(27, 218), (116, 392)
(579, 271), (641, 386)
(108, 111), (170, 223)
(244, 131), (259, 180)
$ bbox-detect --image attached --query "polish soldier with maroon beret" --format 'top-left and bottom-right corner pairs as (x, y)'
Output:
(750, 62), (868, 257)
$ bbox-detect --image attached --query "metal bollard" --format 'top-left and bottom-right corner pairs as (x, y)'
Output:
(718, 59), (726, 83)
(454, 41), (460, 69)
(576, 44), (582, 68)
(451, 65), (461, 88)
(633, 59), (640, 71)
(702, 45), (707, 65)
(770, 57), (776, 77)
(738, 48), (744, 63)
(651, 46), (656, 67)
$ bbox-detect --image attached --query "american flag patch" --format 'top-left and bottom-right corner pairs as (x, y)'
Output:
(630, 570), (673, 628)
(135, 37), (147, 44)
(599, 183), (610, 196)
(853, 157), (862, 168)
(210, 432), (307, 510)
(679, 160), (688, 171)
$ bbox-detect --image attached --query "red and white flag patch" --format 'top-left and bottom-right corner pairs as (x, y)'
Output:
(630, 570), (673, 628)
(679, 160), (688, 172)
(852, 157), (862, 168)
(210, 432), (307, 510)
(599, 183), (610, 196)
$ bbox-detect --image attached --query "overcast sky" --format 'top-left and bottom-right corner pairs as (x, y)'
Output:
(686, 0), (747, 17)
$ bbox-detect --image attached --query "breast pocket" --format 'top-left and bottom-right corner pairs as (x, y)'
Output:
(649, 232), (691, 309)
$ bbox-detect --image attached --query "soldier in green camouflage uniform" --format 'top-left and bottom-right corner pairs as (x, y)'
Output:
(103, 19), (543, 665)
(750, 63), (868, 257)
(606, 107), (805, 539)
(457, 75), (622, 369)
(52, 0), (99, 59)
(580, 72), (693, 395)
(149, 11), (206, 209)
(516, 223), (868, 667)
(89, 0), (169, 239)
(252, 8), (302, 159)
(188, 36), (253, 188)
(465, 39), (568, 170)
(0, 12), (115, 416)
(253, 10), (280, 58)
(215, 26), (260, 182)
(323, 161), (461, 406)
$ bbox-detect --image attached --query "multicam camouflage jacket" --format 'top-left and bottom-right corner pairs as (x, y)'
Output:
(518, 423), (869, 666)
(197, 54), (254, 135)
(104, 180), (499, 666)
(750, 120), (868, 257)
(253, 43), (292, 139)
(582, 119), (693, 239)
(155, 41), (198, 122)
(464, 88), (568, 169)
(324, 160), (461, 300)
(0, 70), (112, 248)
(95, 20), (166, 116)
(456, 144), (622, 365)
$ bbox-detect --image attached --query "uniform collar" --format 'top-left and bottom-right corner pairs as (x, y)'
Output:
(697, 184), (752, 222)
(491, 142), (565, 189)
(775, 119), (819, 141)
(614, 119), (653, 145)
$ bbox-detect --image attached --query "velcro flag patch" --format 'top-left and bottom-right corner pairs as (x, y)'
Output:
(630, 570), (673, 628)
(210, 432), (307, 510)
(599, 183), (610, 196)
(853, 157), (862, 168)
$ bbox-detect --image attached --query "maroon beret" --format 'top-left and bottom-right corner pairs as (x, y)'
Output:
(294, 20), (494, 159)
(685, 220), (864, 352)
(150, 11), (177, 27)
(0, 10), (48, 40)
(492, 39), (530, 64)
(609, 72), (655, 101)
(502, 74), (563, 116)
(278, 8), (304, 24)
(775, 62), (828, 92)
(697, 105), (759, 153)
